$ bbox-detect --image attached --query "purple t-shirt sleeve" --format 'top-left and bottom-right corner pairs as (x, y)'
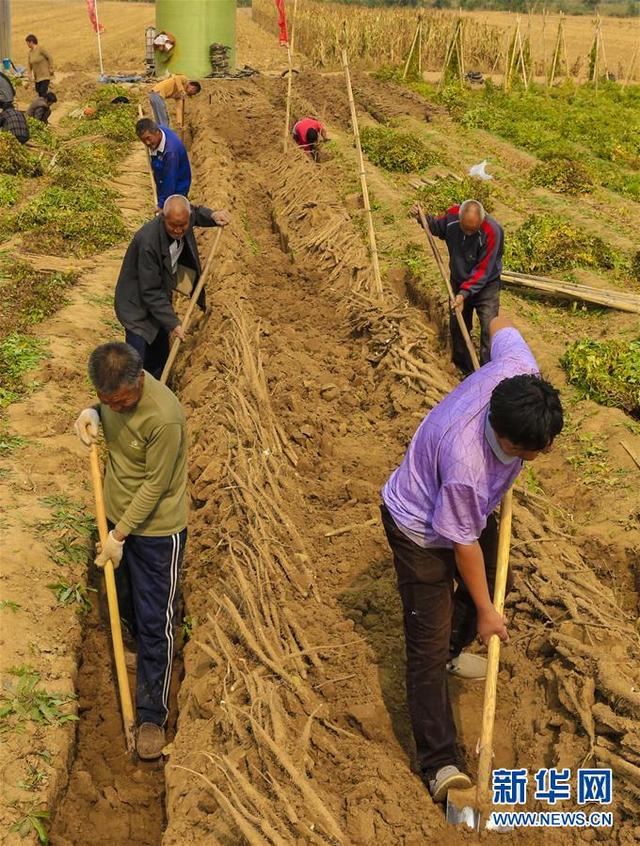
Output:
(491, 327), (539, 374)
(432, 482), (487, 545)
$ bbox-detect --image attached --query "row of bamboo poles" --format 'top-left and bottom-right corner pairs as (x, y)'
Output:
(280, 5), (639, 315)
(254, 0), (640, 84)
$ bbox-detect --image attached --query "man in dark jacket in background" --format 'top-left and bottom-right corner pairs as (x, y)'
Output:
(136, 117), (191, 212)
(424, 200), (504, 374)
(114, 195), (230, 378)
(27, 91), (57, 124)
(0, 101), (29, 144)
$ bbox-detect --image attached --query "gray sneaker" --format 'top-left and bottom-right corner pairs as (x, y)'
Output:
(428, 765), (472, 803)
(446, 652), (487, 680)
(137, 722), (165, 760)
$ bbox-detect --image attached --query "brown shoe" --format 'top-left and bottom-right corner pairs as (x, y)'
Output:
(136, 722), (165, 760)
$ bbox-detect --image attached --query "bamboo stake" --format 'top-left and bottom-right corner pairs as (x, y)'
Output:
(548, 17), (561, 87)
(456, 19), (466, 81)
(620, 441), (640, 471)
(283, 0), (299, 154)
(341, 45), (383, 299)
(160, 227), (223, 384)
(624, 41), (638, 85)
(541, 7), (547, 81)
(402, 16), (421, 81)
(416, 205), (480, 371)
(561, 14), (569, 78)
(516, 17), (529, 90)
(137, 104), (159, 209)
(438, 22), (458, 91)
(504, 21), (519, 93)
(89, 444), (136, 752)
(599, 15), (609, 79)
(501, 272), (640, 314)
(176, 96), (185, 142)
(503, 270), (640, 301)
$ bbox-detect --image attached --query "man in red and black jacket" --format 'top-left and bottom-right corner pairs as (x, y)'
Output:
(427, 200), (504, 374)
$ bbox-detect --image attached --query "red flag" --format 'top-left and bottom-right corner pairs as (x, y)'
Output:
(275, 0), (288, 47)
(86, 0), (105, 34)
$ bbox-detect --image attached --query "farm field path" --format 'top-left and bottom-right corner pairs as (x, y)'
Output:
(0, 142), (165, 845)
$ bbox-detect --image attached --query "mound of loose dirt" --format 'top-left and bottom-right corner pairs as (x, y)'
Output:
(158, 80), (640, 846)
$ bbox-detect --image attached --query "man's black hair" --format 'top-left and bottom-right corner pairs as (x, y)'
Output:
(188, 80), (202, 93)
(135, 117), (159, 136)
(45, 92), (57, 104)
(306, 127), (319, 144)
(489, 374), (563, 451)
(25, 34), (38, 44)
(88, 343), (143, 394)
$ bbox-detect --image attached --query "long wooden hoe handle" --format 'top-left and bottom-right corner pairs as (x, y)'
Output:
(476, 489), (513, 806)
(175, 97), (185, 142)
(89, 444), (136, 752)
(416, 204), (480, 372)
(160, 226), (223, 386)
(417, 201), (512, 810)
(137, 104), (159, 208)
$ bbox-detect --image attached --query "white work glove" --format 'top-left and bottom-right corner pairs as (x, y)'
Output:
(212, 209), (231, 227)
(74, 408), (100, 447)
(95, 530), (125, 570)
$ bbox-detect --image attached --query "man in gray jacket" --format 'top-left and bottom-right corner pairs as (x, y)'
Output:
(114, 195), (230, 378)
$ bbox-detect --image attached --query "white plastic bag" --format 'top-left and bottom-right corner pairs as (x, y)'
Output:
(468, 160), (492, 181)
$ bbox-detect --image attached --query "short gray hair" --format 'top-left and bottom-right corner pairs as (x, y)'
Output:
(163, 194), (190, 214)
(459, 199), (486, 223)
(88, 343), (143, 394)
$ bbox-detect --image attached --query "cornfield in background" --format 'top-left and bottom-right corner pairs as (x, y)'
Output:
(252, 0), (506, 72)
(252, 0), (640, 81)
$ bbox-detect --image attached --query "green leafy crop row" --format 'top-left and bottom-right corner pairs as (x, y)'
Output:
(415, 80), (640, 201)
(561, 339), (640, 417)
(361, 125), (439, 172)
(504, 214), (617, 275)
(413, 175), (494, 214)
(529, 155), (594, 195)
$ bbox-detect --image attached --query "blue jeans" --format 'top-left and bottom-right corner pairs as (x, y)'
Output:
(149, 91), (170, 127)
(125, 328), (169, 381)
(114, 528), (187, 726)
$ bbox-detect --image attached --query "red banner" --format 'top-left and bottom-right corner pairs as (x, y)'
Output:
(86, 0), (105, 34)
(275, 0), (288, 47)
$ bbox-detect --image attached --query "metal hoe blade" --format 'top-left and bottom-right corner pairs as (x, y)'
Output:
(446, 787), (514, 832)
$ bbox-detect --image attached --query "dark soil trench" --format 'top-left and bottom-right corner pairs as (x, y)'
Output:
(50, 566), (170, 845)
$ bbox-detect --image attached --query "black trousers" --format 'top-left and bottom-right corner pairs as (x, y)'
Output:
(125, 328), (170, 381)
(450, 282), (500, 374)
(35, 79), (50, 97)
(114, 528), (187, 726)
(381, 504), (511, 778)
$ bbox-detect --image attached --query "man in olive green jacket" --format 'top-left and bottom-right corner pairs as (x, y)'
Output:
(25, 34), (54, 97)
(74, 342), (187, 760)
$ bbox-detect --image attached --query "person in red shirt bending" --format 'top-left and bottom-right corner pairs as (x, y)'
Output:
(292, 117), (328, 161)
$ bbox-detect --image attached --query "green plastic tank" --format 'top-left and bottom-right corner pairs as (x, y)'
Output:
(155, 0), (236, 79)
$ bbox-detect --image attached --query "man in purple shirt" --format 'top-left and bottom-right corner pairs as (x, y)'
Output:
(381, 316), (563, 803)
